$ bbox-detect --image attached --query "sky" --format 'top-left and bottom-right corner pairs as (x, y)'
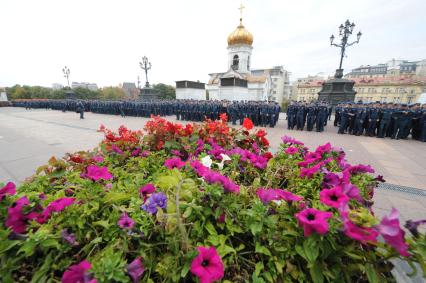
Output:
(1, 0), (425, 88)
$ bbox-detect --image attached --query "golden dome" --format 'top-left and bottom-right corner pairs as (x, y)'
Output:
(227, 19), (253, 46)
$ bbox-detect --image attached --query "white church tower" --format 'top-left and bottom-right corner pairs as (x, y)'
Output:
(227, 16), (253, 74)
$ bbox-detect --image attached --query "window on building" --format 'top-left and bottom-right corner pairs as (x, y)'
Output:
(410, 89), (415, 94)
(407, 96), (414, 104)
(247, 56), (250, 70)
(273, 91), (277, 94)
(232, 55), (239, 70)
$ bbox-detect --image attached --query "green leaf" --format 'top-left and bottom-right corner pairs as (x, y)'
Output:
(104, 192), (131, 203)
(93, 220), (111, 229)
(255, 242), (272, 256)
(157, 175), (179, 189)
(303, 237), (319, 263)
(205, 222), (217, 235)
(255, 261), (264, 276)
(309, 262), (324, 283)
(365, 264), (379, 283)
(249, 222), (263, 235)
(252, 273), (266, 283)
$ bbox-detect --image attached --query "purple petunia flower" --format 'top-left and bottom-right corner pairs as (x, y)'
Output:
(141, 192), (167, 214)
(62, 260), (97, 283)
(377, 208), (410, 257)
(111, 144), (124, 155)
(127, 257), (145, 283)
(61, 229), (79, 246)
(281, 135), (304, 145)
(118, 212), (135, 230)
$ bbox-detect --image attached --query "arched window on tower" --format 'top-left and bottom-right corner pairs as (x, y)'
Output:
(247, 55), (250, 70)
(232, 55), (239, 70)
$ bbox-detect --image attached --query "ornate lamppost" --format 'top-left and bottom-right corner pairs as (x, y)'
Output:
(62, 66), (71, 88)
(330, 20), (362, 78)
(139, 56), (152, 88)
(317, 20), (362, 106)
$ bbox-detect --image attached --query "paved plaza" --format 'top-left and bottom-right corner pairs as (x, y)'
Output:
(0, 107), (425, 223)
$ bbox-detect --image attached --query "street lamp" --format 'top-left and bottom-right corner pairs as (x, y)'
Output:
(62, 66), (70, 88)
(139, 56), (152, 88)
(330, 19), (362, 78)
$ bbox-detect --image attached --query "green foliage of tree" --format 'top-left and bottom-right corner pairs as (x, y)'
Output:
(99, 87), (126, 100)
(152, 83), (176, 99)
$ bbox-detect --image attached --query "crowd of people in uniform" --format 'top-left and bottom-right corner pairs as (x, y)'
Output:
(285, 100), (426, 142)
(11, 99), (281, 128)
(286, 101), (332, 132)
(11, 99), (426, 141)
(334, 101), (426, 142)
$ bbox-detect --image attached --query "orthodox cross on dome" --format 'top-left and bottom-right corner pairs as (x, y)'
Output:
(238, 2), (245, 22)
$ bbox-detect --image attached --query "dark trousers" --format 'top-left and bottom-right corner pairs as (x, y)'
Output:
(80, 111), (84, 119)
(378, 120), (390, 138)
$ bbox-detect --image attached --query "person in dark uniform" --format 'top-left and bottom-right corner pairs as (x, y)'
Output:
(353, 103), (367, 136)
(316, 102), (328, 132)
(420, 103), (426, 142)
(377, 103), (392, 138)
(76, 100), (85, 119)
(306, 103), (316, 131)
(367, 102), (380, 137)
(296, 102), (306, 130)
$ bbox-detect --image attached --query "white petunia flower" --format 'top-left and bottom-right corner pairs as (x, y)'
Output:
(201, 155), (213, 168)
(217, 154), (231, 170)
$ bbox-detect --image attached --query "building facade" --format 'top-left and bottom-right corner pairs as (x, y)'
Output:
(176, 81), (206, 100)
(353, 77), (426, 104)
(71, 82), (98, 91)
(345, 59), (426, 79)
(121, 82), (139, 99)
(294, 76), (426, 104)
(293, 75), (327, 102)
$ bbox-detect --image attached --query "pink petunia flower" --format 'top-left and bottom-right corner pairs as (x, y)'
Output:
(300, 163), (321, 178)
(5, 196), (33, 233)
(295, 208), (333, 237)
(320, 186), (349, 209)
(118, 212), (135, 230)
(285, 147), (298, 155)
(85, 165), (113, 181)
(0, 182), (16, 201)
(92, 155), (104, 163)
(190, 246), (224, 283)
(343, 220), (379, 243)
(377, 208), (410, 256)
(61, 260), (97, 283)
(127, 257), (145, 283)
(257, 188), (302, 204)
(139, 183), (156, 198)
(164, 157), (186, 169)
(315, 142), (332, 155)
(37, 197), (76, 224)
(281, 135), (304, 145)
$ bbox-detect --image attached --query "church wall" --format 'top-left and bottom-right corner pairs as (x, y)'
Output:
(176, 88), (206, 100)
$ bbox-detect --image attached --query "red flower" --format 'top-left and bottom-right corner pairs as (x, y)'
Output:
(70, 155), (83, 163)
(243, 118), (254, 130)
(260, 136), (269, 147)
(262, 152), (273, 160)
(218, 113), (226, 122)
(256, 129), (267, 138)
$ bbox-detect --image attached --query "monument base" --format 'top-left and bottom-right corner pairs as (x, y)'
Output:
(318, 71), (356, 107)
(139, 87), (160, 100)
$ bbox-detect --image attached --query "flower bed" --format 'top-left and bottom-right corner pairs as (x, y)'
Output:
(0, 115), (425, 282)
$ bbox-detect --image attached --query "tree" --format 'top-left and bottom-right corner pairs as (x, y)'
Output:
(99, 87), (126, 100)
(152, 83), (175, 99)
